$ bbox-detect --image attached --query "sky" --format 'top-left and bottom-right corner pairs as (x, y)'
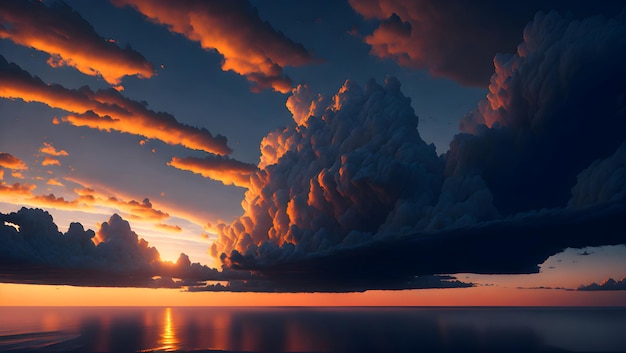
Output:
(0, 0), (626, 306)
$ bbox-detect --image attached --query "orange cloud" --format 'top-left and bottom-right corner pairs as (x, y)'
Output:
(40, 142), (69, 156)
(168, 155), (257, 188)
(11, 171), (25, 179)
(74, 187), (169, 222)
(0, 1), (154, 85)
(30, 193), (85, 211)
(0, 152), (27, 170)
(42, 156), (61, 167)
(0, 182), (35, 196)
(113, 0), (314, 93)
(0, 170), (3, 180)
(46, 178), (64, 187)
(0, 56), (231, 155)
(155, 223), (183, 233)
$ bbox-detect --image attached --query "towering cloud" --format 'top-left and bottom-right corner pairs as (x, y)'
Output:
(0, 0), (154, 85)
(447, 11), (626, 214)
(112, 0), (314, 93)
(349, 0), (623, 86)
(168, 155), (257, 188)
(208, 15), (626, 288)
(212, 78), (449, 264)
(0, 55), (231, 155)
(0, 208), (222, 287)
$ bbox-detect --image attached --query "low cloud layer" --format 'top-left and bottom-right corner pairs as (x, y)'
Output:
(0, 55), (231, 155)
(0, 208), (222, 287)
(0, 0), (154, 86)
(349, 0), (623, 86)
(578, 277), (626, 291)
(113, 0), (314, 93)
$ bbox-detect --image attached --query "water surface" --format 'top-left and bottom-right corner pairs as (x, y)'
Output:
(0, 306), (625, 352)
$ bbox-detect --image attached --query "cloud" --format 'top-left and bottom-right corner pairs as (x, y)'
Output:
(0, 182), (35, 196)
(0, 152), (27, 170)
(349, 0), (624, 86)
(41, 156), (61, 167)
(569, 142), (626, 208)
(168, 155), (257, 188)
(0, 0), (154, 85)
(209, 78), (515, 289)
(446, 11), (626, 215)
(39, 142), (68, 157)
(0, 208), (225, 287)
(210, 10), (626, 291)
(0, 179), (172, 224)
(46, 178), (64, 187)
(578, 277), (626, 291)
(113, 0), (314, 93)
(188, 274), (472, 293)
(155, 223), (182, 233)
(0, 55), (231, 155)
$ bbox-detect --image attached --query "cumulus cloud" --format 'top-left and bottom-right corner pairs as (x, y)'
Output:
(349, 0), (623, 86)
(41, 156), (61, 167)
(168, 155), (257, 188)
(46, 178), (64, 187)
(0, 0), (154, 85)
(0, 152), (27, 170)
(0, 208), (225, 287)
(207, 78), (529, 289)
(113, 0), (314, 93)
(39, 142), (68, 157)
(578, 277), (626, 291)
(447, 11), (626, 214)
(0, 55), (231, 155)
(210, 13), (626, 287)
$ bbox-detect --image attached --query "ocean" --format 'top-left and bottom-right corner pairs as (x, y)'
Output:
(0, 306), (625, 352)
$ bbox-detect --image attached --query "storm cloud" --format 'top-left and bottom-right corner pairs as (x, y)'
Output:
(447, 11), (626, 215)
(206, 9), (626, 290)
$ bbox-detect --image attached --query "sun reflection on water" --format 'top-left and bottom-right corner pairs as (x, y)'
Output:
(158, 307), (179, 351)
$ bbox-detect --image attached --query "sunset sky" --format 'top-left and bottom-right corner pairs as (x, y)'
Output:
(1, 0), (626, 306)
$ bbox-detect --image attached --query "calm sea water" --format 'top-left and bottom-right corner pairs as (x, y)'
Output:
(0, 307), (624, 352)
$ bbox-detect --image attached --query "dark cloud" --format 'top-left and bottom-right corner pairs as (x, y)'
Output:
(113, 0), (314, 93)
(349, 0), (624, 86)
(0, 208), (226, 288)
(188, 275), (472, 293)
(0, 55), (231, 155)
(0, 0), (154, 86)
(447, 11), (626, 215)
(578, 277), (626, 291)
(208, 8), (626, 291)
